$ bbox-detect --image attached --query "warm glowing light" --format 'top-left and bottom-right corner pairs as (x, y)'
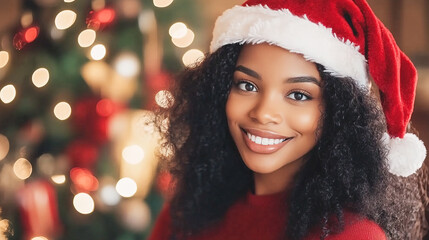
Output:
(73, 193), (95, 214)
(50, 26), (65, 40)
(169, 22), (187, 39)
(153, 0), (174, 8)
(97, 8), (115, 24)
(64, 0), (75, 2)
(90, 44), (106, 60)
(32, 68), (50, 88)
(21, 11), (34, 28)
(51, 175), (66, 184)
(92, 0), (106, 11)
(96, 99), (115, 117)
(155, 90), (174, 108)
(13, 158), (32, 180)
(0, 85), (16, 104)
(0, 51), (9, 68)
(54, 102), (72, 120)
(78, 29), (96, 48)
(122, 145), (144, 165)
(100, 185), (121, 206)
(24, 26), (39, 43)
(70, 167), (99, 192)
(182, 49), (204, 67)
(0, 220), (10, 238)
(172, 29), (194, 48)
(31, 236), (48, 240)
(55, 10), (77, 30)
(0, 134), (9, 161)
(116, 177), (137, 198)
(113, 53), (140, 78)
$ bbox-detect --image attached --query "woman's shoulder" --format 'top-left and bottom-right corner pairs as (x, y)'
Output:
(312, 212), (387, 240)
(148, 203), (172, 240)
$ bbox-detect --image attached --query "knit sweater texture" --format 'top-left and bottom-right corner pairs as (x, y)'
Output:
(148, 191), (387, 240)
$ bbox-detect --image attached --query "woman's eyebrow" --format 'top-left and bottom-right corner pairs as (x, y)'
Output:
(235, 65), (261, 80)
(286, 77), (321, 86)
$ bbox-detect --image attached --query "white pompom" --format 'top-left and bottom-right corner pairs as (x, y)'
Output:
(383, 133), (427, 177)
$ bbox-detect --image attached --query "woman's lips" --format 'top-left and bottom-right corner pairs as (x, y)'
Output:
(241, 128), (292, 154)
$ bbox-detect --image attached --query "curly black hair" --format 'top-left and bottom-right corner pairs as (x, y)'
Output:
(156, 43), (405, 240)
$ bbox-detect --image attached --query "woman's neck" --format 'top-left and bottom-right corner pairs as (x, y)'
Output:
(253, 158), (303, 195)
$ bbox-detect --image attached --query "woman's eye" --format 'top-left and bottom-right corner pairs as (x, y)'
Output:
(237, 82), (257, 92)
(287, 92), (310, 101)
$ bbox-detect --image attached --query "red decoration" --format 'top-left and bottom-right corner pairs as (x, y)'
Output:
(156, 171), (174, 199)
(17, 181), (62, 240)
(70, 167), (99, 192)
(86, 8), (116, 30)
(72, 97), (123, 144)
(13, 25), (40, 50)
(66, 139), (99, 169)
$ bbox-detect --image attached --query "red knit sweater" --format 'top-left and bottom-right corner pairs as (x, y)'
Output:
(148, 191), (387, 240)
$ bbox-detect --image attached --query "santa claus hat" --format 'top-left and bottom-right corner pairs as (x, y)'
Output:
(210, 0), (426, 177)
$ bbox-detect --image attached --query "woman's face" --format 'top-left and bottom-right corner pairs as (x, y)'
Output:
(226, 43), (323, 178)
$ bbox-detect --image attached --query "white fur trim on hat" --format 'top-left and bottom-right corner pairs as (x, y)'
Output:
(382, 133), (427, 177)
(210, 5), (369, 88)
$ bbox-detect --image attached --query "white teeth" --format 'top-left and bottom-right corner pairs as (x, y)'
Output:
(246, 132), (286, 145)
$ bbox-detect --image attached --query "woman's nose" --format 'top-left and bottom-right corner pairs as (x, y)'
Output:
(248, 94), (282, 125)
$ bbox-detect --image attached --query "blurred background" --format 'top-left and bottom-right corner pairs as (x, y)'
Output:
(0, 0), (427, 239)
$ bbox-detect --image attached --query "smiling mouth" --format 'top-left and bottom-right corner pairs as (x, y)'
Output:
(241, 128), (292, 146)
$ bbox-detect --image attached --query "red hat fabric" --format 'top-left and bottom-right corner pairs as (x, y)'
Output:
(210, 0), (426, 177)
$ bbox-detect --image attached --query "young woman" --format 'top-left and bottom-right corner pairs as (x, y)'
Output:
(149, 0), (427, 239)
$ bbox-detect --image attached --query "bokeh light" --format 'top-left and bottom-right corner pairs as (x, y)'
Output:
(0, 134), (9, 161)
(116, 177), (137, 198)
(78, 29), (96, 48)
(53, 102), (72, 120)
(153, 0), (174, 8)
(90, 44), (106, 60)
(73, 193), (95, 214)
(113, 52), (140, 78)
(24, 26), (39, 43)
(70, 167), (99, 192)
(171, 29), (194, 48)
(37, 153), (55, 176)
(13, 158), (32, 180)
(51, 175), (66, 184)
(100, 185), (121, 206)
(32, 68), (50, 88)
(155, 90), (174, 108)
(169, 22), (187, 39)
(64, 0), (75, 2)
(21, 11), (34, 28)
(96, 98), (115, 117)
(122, 145), (144, 165)
(31, 237), (48, 240)
(55, 10), (77, 30)
(0, 51), (9, 68)
(0, 84), (16, 104)
(182, 49), (204, 67)
(0, 219), (10, 238)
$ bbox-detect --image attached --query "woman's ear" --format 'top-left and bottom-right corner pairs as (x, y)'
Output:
(369, 74), (381, 104)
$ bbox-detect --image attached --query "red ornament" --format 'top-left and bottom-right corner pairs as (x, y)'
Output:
(17, 181), (62, 240)
(66, 139), (99, 169)
(13, 25), (40, 50)
(70, 167), (99, 192)
(86, 8), (116, 30)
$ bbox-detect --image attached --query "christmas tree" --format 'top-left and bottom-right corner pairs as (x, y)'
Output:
(0, 0), (204, 239)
